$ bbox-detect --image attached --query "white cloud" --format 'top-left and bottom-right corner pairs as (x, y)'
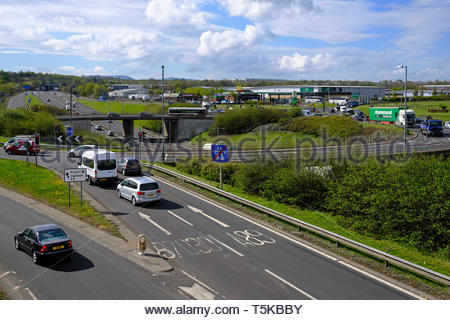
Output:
(218, 0), (322, 20)
(278, 52), (332, 73)
(145, 0), (212, 30)
(197, 24), (274, 56)
(93, 66), (105, 74)
(59, 66), (76, 71)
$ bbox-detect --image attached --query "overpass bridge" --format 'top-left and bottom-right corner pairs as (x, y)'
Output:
(57, 113), (214, 141)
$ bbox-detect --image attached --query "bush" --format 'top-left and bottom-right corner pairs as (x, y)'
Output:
(0, 109), (59, 137)
(288, 116), (363, 138)
(210, 108), (285, 135)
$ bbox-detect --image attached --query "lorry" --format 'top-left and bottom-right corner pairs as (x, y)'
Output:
(369, 107), (416, 126)
(420, 118), (444, 137)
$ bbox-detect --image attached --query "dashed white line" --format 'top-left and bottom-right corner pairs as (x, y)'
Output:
(25, 287), (38, 300)
(138, 212), (171, 236)
(265, 269), (316, 300)
(187, 205), (229, 228)
(208, 235), (244, 257)
(0, 271), (11, 279)
(167, 210), (194, 227)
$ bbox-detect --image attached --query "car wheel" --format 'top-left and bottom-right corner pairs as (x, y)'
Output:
(88, 177), (94, 185)
(32, 251), (39, 264)
(117, 189), (122, 198)
(131, 196), (137, 206)
(15, 238), (21, 251)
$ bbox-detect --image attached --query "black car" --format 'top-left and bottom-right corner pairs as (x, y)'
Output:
(117, 157), (142, 175)
(15, 224), (73, 264)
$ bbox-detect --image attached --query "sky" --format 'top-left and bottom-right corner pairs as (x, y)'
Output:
(0, 0), (449, 81)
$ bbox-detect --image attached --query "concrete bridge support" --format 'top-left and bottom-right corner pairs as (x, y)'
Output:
(165, 118), (214, 142)
(123, 119), (134, 139)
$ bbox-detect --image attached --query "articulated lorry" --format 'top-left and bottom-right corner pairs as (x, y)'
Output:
(369, 107), (416, 127)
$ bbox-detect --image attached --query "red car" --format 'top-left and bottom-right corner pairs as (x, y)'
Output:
(5, 140), (40, 155)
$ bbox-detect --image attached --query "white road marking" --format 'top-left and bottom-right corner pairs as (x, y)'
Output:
(25, 287), (38, 300)
(138, 212), (171, 236)
(337, 260), (425, 300)
(265, 269), (316, 300)
(179, 283), (215, 300)
(0, 271), (11, 279)
(167, 210), (194, 227)
(208, 235), (244, 257)
(187, 205), (229, 228)
(179, 269), (219, 295)
(156, 176), (423, 299)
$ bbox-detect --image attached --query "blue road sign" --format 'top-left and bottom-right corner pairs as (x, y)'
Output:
(66, 127), (74, 137)
(211, 144), (229, 163)
(28, 98), (31, 103)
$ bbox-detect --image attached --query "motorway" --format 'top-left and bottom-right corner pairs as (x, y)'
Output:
(0, 151), (423, 300)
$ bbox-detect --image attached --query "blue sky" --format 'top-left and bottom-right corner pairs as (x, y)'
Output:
(0, 0), (449, 81)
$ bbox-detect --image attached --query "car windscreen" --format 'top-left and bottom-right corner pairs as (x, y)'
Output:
(140, 182), (159, 191)
(38, 228), (67, 242)
(97, 159), (116, 170)
(127, 160), (140, 166)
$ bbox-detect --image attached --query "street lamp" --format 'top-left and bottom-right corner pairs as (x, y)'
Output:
(397, 65), (407, 149)
(161, 65), (165, 163)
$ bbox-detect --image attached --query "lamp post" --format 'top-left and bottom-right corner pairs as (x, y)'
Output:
(161, 65), (165, 163)
(397, 65), (407, 149)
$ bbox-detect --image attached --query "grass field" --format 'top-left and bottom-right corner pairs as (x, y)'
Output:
(24, 93), (45, 108)
(359, 100), (450, 121)
(191, 123), (404, 150)
(76, 98), (162, 114)
(0, 159), (121, 238)
(155, 162), (450, 278)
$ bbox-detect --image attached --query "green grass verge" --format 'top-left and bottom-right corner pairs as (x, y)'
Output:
(154, 162), (450, 277)
(191, 123), (405, 150)
(75, 98), (162, 115)
(0, 290), (8, 299)
(0, 159), (121, 238)
(359, 101), (450, 121)
(24, 94), (45, 108)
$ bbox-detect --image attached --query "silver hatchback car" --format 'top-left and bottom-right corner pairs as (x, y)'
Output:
(116, 176), (161, 206)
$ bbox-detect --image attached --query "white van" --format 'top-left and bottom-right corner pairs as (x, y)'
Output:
(78, 149), (117, 185)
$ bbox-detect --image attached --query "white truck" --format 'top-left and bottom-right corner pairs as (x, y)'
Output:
(396, 109), (416, 127)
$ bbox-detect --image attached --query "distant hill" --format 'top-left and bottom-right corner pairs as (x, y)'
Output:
(84, 75), (134, 80)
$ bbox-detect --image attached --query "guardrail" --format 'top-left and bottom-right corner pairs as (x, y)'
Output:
(143, 163), (450, 287)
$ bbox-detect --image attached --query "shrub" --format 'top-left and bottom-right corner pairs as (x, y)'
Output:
(288, 116), (363, 138)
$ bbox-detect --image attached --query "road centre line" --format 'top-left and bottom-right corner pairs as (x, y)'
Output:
(167, 210), (194, 227)
(208, 235), (244, 257)
(138, 212), (171, 236)
(187, 205), (229, 228)
(337, 260), (425, 300)
(155, 177), (424, 299)
(25, 287), (38, 300)
(265, 269), (316, 300)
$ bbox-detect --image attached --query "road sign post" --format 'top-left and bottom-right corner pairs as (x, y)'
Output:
(64, 168), (86, 207)
(66, 127), (73, 145)
(211, 144), (229, 189)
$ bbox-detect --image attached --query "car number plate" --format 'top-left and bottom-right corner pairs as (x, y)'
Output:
(100, 178), (107, 181)
(146, 193), (155, 197)
(53, 245), (64, 250)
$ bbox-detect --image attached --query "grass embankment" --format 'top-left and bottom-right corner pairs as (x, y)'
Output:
(192, 123), (404, 150)
(24, 93), (44, 108)
(75, 98), (161, 114)
(0, 159), (121, 238)
(359, 101), (450, 121)
(154, 162), (450, 278)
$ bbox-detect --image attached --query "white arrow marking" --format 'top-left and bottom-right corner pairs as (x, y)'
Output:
(138, 212), (171, 236)
(187, 205), (229, 228)
(178, 283), (215, 300)
(167, 210), (194, 226)
(75, 136), (80, 143)
(265, 269), (316, 300)
(25, 287), (38, 300)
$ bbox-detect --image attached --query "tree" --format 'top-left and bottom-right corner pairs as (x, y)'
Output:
(432, 88), (437, 96)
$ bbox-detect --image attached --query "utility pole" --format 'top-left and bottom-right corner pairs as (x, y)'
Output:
(161, 65), (165, 163)
(69, 86), (73, 146)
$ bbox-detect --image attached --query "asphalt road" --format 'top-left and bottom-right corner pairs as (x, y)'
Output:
(0, 194), (182, 299)
(0, 151), (421, 299)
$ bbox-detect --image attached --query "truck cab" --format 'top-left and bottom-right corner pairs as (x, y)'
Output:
(420, 119), (443, 137)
